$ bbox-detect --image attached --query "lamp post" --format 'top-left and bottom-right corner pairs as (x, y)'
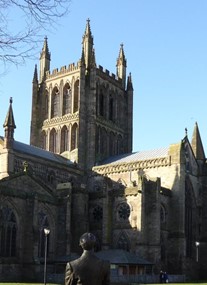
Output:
(195, 241), (200, 262)
(44, 228), (50, 285)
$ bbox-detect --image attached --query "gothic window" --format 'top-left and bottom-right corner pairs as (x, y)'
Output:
(71, 123), (78, 151)
(160, 204), (167, 224)
(92, 206), (103, 222)
(63, 83), (71, 115)
(61, 126), (68, 153)
(117, 232), (130, 251)
(100, 128), (107, 159)
(0, 206), (17, 257)
(47, 170), (56, 185)
(117, 203), (130, 221)
(109, 95), (114, 121)
(51, 87), (59, 118)
(99, 91), (104, 116)
(49, 128), (57, 152)
(117, 135), (123, 154)
(73, 80), (79, 113)
(38, 211), (50, 258)
(41, 131), (47, 150)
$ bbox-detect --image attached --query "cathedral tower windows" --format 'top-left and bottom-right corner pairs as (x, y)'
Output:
(61, 126), (68, 153)
(63, 83), (71, 115)
(71, 123), (78, 151)
(73, 80), (79, 113)
(51, 87), (59, 118)
(49, 128), (57, 152)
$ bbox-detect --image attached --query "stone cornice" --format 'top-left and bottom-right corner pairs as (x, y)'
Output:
(93, 156), (171, 174)
(43, 113), (79, 127)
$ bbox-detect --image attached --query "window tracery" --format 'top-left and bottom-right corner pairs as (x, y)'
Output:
(0, 205), (17, 257)
(117, 203), (130, 220)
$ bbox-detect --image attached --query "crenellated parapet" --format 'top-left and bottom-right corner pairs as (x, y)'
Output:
(46, 61), (81, 80)
(97, 65), (123, 88)
(93, 156), (171, 175)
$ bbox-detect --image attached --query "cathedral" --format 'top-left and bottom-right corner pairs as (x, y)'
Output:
(0, 19), (207, 282)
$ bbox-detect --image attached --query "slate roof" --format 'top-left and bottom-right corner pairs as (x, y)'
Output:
(99, 147), (169, 165)
(0, 137), (73, 166)
(95, 249), (153, 265)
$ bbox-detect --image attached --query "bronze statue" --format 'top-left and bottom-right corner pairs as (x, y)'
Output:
(65, 233), (110, 285)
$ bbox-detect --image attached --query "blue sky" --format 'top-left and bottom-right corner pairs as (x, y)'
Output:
(1, 0), (207, 154)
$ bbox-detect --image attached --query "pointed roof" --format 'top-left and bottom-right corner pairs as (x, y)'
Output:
(3, 97), (16, 129)
(40, 36), (51, 60)
(117, 43), (127, 67)
(127, 72), (133, 90)
(83, 18), (93, 40)
(32, 64), (38, 83)
(191, 122), (205, 160)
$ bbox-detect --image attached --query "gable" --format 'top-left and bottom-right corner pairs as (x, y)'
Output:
(183, 138), (198, 175)
(0, 173), (56, 203)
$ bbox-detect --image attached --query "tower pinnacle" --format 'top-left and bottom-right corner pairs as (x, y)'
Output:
(39, 36), (51, 82)
(3, 97), (16, 148)
(116, 43), (127, 88)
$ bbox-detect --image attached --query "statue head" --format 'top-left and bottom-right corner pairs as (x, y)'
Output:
(79, 232), (96, 250)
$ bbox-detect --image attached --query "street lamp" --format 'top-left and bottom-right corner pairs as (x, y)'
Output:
(195, 241), (200, 262)
(44, 228), (50, 285)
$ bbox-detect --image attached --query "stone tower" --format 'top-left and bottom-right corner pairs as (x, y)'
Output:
(30, 19), (133, 170)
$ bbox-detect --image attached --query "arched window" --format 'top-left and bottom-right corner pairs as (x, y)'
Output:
(160, 204), (167, 224)
(109, 95), (114, 121)
(99, 91), (104, 116)
(92, 205), (103, 222)
(41, 131), (47, 150)
(0, 206), (17, 257)
(63, 83), (71, 115)
(51, 87), (59, 118)
(117, 202), (130, 221)
(100, 128), (107, 159)
(117, 232), (130, 251)
(71, 123), (78, 151)
(73, 80), (79, 113)
(61, 126), (68, 153)
(49, 128), (57, 152)
(38, 211), (50, 258)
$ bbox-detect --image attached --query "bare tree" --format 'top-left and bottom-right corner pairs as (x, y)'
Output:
(0, 0), (71, 66)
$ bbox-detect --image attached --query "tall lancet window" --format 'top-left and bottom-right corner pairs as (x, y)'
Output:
(51, 87), (59, 118)
(0, 206), (17, 257)
(109, 95), (114, 121)
(63, 83), (71, 115)
(50, 128), (57, 152)
(71, 123), (78, 150)
(61, 126), (68, 153)
(73, 80), (79, 113)
(38, 211), (50, 258)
